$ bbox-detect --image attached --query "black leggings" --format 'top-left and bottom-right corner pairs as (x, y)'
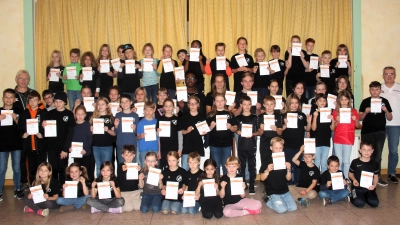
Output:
(199, 197), (223, 219)
(351, 187), (379, 208)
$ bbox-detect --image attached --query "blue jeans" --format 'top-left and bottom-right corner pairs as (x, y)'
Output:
(266, 191), (297, 213)
(333, 144), (352, 178)
(210, 146), (232, 175)
(93, 146), (113, 177)
(123, 92), (135, 103)
(305, 86), (315, 100)
(162, 200), (183, 213)
(386, 126), (400, 175)
(284, 147), (301, 184)
(144, 84), (158, 103)
(67, 90), (81, 110)
(0, 150), (21, 194)
(56, 195), (91, 208)
(319, 189), (349, 203)
(167, 89), (176, 99)
(181, 154), (189, 171)
(181, 201), (200, 214)
(140, 193), (162, 213)
(315, 146), (330, 173)
(252, 88), (269, 100)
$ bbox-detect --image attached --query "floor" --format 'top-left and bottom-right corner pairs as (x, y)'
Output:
(0, 175), (399, 225)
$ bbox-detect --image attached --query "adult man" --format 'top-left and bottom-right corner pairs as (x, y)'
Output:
(13, 70), (34, 112)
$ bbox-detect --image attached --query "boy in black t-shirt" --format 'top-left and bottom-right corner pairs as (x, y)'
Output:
(316, 50), (336, 94)
(359, 81), (392, 186)
(349, 141), (380, 208)
(182, 152), (202, 214)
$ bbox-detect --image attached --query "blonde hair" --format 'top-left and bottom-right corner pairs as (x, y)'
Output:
(134, 87), (148, 103)
(96, 44), (112, 63)
(157, 87), (168, 95)
(188, 152), (201, 162)
(142, 43), (154, 57)
(335, 90), (352, 113)
(208, 93), (229, 117)
(47, 50), (63, 67)
(225, 156), (240, 168)
(144, 101), (156, 110)
(141, 151), (158, 173)
(90, 97), (113, 124)
(254, 48), (266, 59)
(270, 137), (285, 146)
(33, 162), (53, 193)
(283, 93), (301, 113)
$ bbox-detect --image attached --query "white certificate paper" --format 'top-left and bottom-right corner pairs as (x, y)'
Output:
(111, 58), (121, 71)
(203, 179), (216, 197)
(125, 60), (136, 74)
(70, 142), (83, 158)
(216, 56), (226, 70)
(158, 121), (171, 137)
(259, 62), (269, 75)
(49, 68), (60, 82)
(319, 108), (332, 123)
(176, 86), (188, 102)
(360, 171), (374, 189)
(165, 181), (179, 200)
(304, 138), (316, 154)
(1, 110), (13, 126)
(162, 58), (174, 73)
(93, 118), (104, 134)
(122, 117), (134, 133)
(100, 60), (110, 73)
(225, 91), (236, 106)
(66, 66), (77, 79)
(338, 55), (348, 68)
(83, 97), (95, 112)
(331, 172), (344, 190)
(195, 120), (210, 134)
(183, 191), (196, 207)
(292, 43), (302, 56)
(146, 168), (161, 186)
(30, 185), (46, 204)
(286, 113), (298, 128)
(302, 104), (311, 115)
(309, 56), (319, 69)
(272, 152), (286, 170)
(64, 181), (78, 198)
(216, 115), (227, 131)
(339, 108), (351, 124)
(241, 124), (253, 138)
(174, 66), (185, 80)
(263, 115), (275, 131)
(230, 177), (244, 195)
(320, 65), (330, 78)
(235, 54), (248, 67)
(44, 120), (57, 137)
(327, 94), (337, 109)
(134, 102), (144, 117)
(26, 119), (39, 135)
(97, 182), (111, 199)
(144, 124), (156, 141)
(143, 58), (154, 72)
(273, 95), (283, 110)
(126, 163), (138, 180)
(110, 102), (119, 117)
(190, 48), (200, 62)
(82, 67), (93, 81)
(269, 59), (281, 72)
(370, 98), (382, 113)
(247, 91), (258, 106)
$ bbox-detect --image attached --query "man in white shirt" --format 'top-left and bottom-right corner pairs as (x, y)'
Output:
(381, 66), (400, 184)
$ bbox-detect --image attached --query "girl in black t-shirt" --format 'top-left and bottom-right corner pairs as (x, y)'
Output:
(96, 44), (117, 98)
(330, 44), (352, 78)
(183, 40), (207, 93)
(79, 51), (100, 97)
(230, 37), (255, 92)
(285, 35), (309, 96)
(46, 50), (65, 93)
(292, 81), (309, 105)
(158, 45), (179, 97)
(204, 43), (232, 91)
(334, 75), (355, 107)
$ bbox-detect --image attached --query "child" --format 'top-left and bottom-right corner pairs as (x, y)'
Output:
(0, 89), (23, 201)
(260, 137), (297, 213)
(140, 43), (160, 103)
(157, 98), (182, 169)
(155, 88), (167, 120)
(205, 74), (228, 114)
(42, 89), (55, 111)
(79, 51), (100, 97)
(97, 44), (116, 98)
(137, 102), (158, 167)
(117, 145), (142, 212)
(330, 44), (352, 78)
(230, 37), (254, 92)
(303, 38), (319, 99)
(183, 40), (207, 93)
(132, 87), (148, 120)
(72, 85), (94, 121)
(220, 156), (262, 217)
(176, 49), (188, 87)
(139, 151), (163, 213)
(349, 141), (379, 208)
(158, 44), (179, 98)
(86, 161), (124, 213)
(118, 44), (142, 101)
(308, 81), (327, 114)
(177, 72), (206, 116)
(268, 79), (286, 111)
(292, 81), (308, 104)
(331, 90), (360, 179)
(285, 35), (308, 96)
(195, 159), (223, 219)
(290, 146), (320, 207)
(108, 85), (121, 104)
(205, 42), (232, 90)
(117, 44), (125, 60)
(161, 151), (186, 214)
(232, 72), (262, 116)
(252, 48), (270, 98)
(182, 152), (203, 214)
(46, 50), (65, 93)
(207, 93), (237, 175)
(23, 162), (59, 217)
(316, 50), (336, 94)
(90, 97), (116, 177)
(56, 163), (90, 211)
(335, 75), (355, 106)
(359, 81), (392, 186)
(114, 94), (139, 164)
(269, 45), (288, 95)
(319, 155), (350, 206)
(63, 48), (82, 110)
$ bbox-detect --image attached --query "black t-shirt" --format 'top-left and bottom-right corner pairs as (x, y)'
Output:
(117, 60), (142, 93)
(205, 92), (214, 108)
(299, 95), (308, 105)
(235, 114), (258, 150)
(259, 159), (289, 195)
(117, 163), (139, 192)
(253, 62), (271, 89)
(310, 110), (332, 147)
(209, 58), (231, 90)
(0, 107), (22, 152)
(65, 178), (89, 197)
(184, 169), (203, 191)
(156, 115), (182, 152)
(159, 59), (179, 90)
(79, 66), (100, 95)
(98, 60), (115, 95)
(233, 90), (261, 114)
(359, 97), (392, 134)
(162, 167), (186, 202)
(180, 113), (206, 156)
(317, 66), (336, 94)
(40, 178), (60, 197)
(303, 53), (319, 86)
(282, 111), (308, 148)
(285, 50), (307, 81)
(180, 92), (206, 116)
(184, 55), (207, 85)
(269, 59), (286, 90)
(259, 112), (283, 146)
(44, 109), (76, 153)
(297, 161), (320, 189)
(155, 104), (164, 120)
(92, 115), (115, 146)
(207, 111), (237, 147)
(349, 158), (379, 189)
(95, 177), (119, 198)
(46, 66), (65, 92)
(219, 174), (244, 205)
(330, 58), (351, 78)
(230, 53), (255, 92)
(320, 169), (346, 191)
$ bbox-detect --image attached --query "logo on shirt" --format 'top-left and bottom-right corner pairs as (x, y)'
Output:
(309, 171), (314, 176)
(246, 58), (250, 63)
(105, 118), (110, 124)
(63, 116), (68, 122)
(298, 115), (303, 120)
(172, 120), (177, 125)
(226, 114), (231, 119)
(47, 188), (51, 193)
(357, 164), (362, 167)
(280, 61), (284, 66)
(176, 175), (183, 182)
(332, 69), (335, 73)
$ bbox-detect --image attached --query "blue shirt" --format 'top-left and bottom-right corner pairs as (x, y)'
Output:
(140, 58), (159, 86)
(114, 111), (139, 148)
(137, 117), (158, 152)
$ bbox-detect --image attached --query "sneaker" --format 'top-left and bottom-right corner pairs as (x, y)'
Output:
(0, 195), (2, 201)
(37, 208), (49, 217)
(23, 206), (34, 213)
(20, 183), (29, 192)
(322, 198), (332, 206)
(378, 178), (388, 186)
(91, 207), (101, 213)
(244, 207), (261, 215)
(108, 207), (122, 214)
(344, 196), (350, 202)
(345, 178), (352, 194)
(249, 185), (255, 195)
(300, 198), (310, 207)
(14, 189), (24, 199)
(389, 175), (399, 184)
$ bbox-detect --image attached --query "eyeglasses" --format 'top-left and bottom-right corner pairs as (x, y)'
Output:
(186, 77), (196, 80)
(384, 73), (395, 76)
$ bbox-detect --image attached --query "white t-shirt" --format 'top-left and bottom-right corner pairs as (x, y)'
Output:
(381, 82), (400, 126)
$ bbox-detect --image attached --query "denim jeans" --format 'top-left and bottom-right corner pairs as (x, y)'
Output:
(252, 88), (270, 100)
(162, 200), (183, 213)
(318, 189), (349, 203)
(123, 92), (135, 103)
(181, 201), (200, 214)
(144, 84), (158, 103)
(0, 150), (21, 194)
(56, 195), (91, 208)
(140, 193), (162, 213)
(181, 154), (189, 171)
(333, 144), (352, 178)
(386, 126), (400, 175)
(305, 86), (315, 100)
(361, 131), (386, 174)
(93, 146), (113, 177)
(67, 90), (82, 110)
(167, 89), (176, 99)
(209, 146), (232, 175)
(139, 150), (154, 169)
(266, 191), (297, 213)
(315, 146), (330, 173)
(284, 147), (301, 184)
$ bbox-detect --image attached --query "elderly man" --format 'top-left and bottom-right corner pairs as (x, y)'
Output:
(380, 66), (400, 183)
(13, 70), (34, 112)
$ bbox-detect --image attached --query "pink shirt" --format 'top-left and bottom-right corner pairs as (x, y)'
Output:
(332, 108), (359, 145)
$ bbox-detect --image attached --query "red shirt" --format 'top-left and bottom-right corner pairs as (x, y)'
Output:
(332, 108), (359, 145)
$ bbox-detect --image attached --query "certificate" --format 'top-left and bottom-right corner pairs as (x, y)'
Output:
(174, 66), (185, 80)
(121, 117), (134, 133)
(183, 191), (195, 207)
(304, 138), (316, 154)
(319, 108), (332, 123)
(83, 97), (95, 112)
(269, 59), (281, 72)
(327, 94), (337, 109)
(235, 54), (248, 67)
(125, 60), (136, 74)
(273, 95), (283, 110)
(162, 58), (174, 73)
(165, 181), (179, 200)
(370, 98), (382, 113)
(66, 66), (77, 79)
(146, 168), (161, 186)
(111, 58), (121, 71)
(286, 113), (298, 129)
(241, 124), (253, 138)
(176, 86), (188, 102)
(44, 120), (57, 137)
(100, 60), (110, 73)
(49, 68), (60, 82)
(82, 67), (92, 81)
(216, 115), (227, 131)
(64, 181), (78, 198)
(189, 48), (200, 62)
(195, 120), (210, 134)
(302, 104), (311, 115)
(1, 110), (13, 126)
(360, 171), (374, 189)
(144, 124), (156, 141)
(292, 43), (302, 56)
(338, 55), (348, 68)
(216, 56), (226, 70)
(320, 65), (330, 78)
(158, 121), (171, 137)
(259, 62), (269, 75)
(309, 56), (319, 69)
(203, 179), (216, 197)
(339, 108), (351, 124)
(97, 182), (111, 199)
(30, 185), (46, 204)
(272, 152), (286, 170)
(110, 102), (119, 117)
(92, 118), (104, 134)
(26, 119), (39, 135)
(70, 142), (83, 158)
(247, 91), (258, 106)
(134, 102), (144, 117)
(230, 177), (244, 195)
(331, 172), (344, 190)
(263, 115), (275, 131)
(126, 163), (139, 180)
(225, 91), (236, 106)
(143, 58), (154, 72)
